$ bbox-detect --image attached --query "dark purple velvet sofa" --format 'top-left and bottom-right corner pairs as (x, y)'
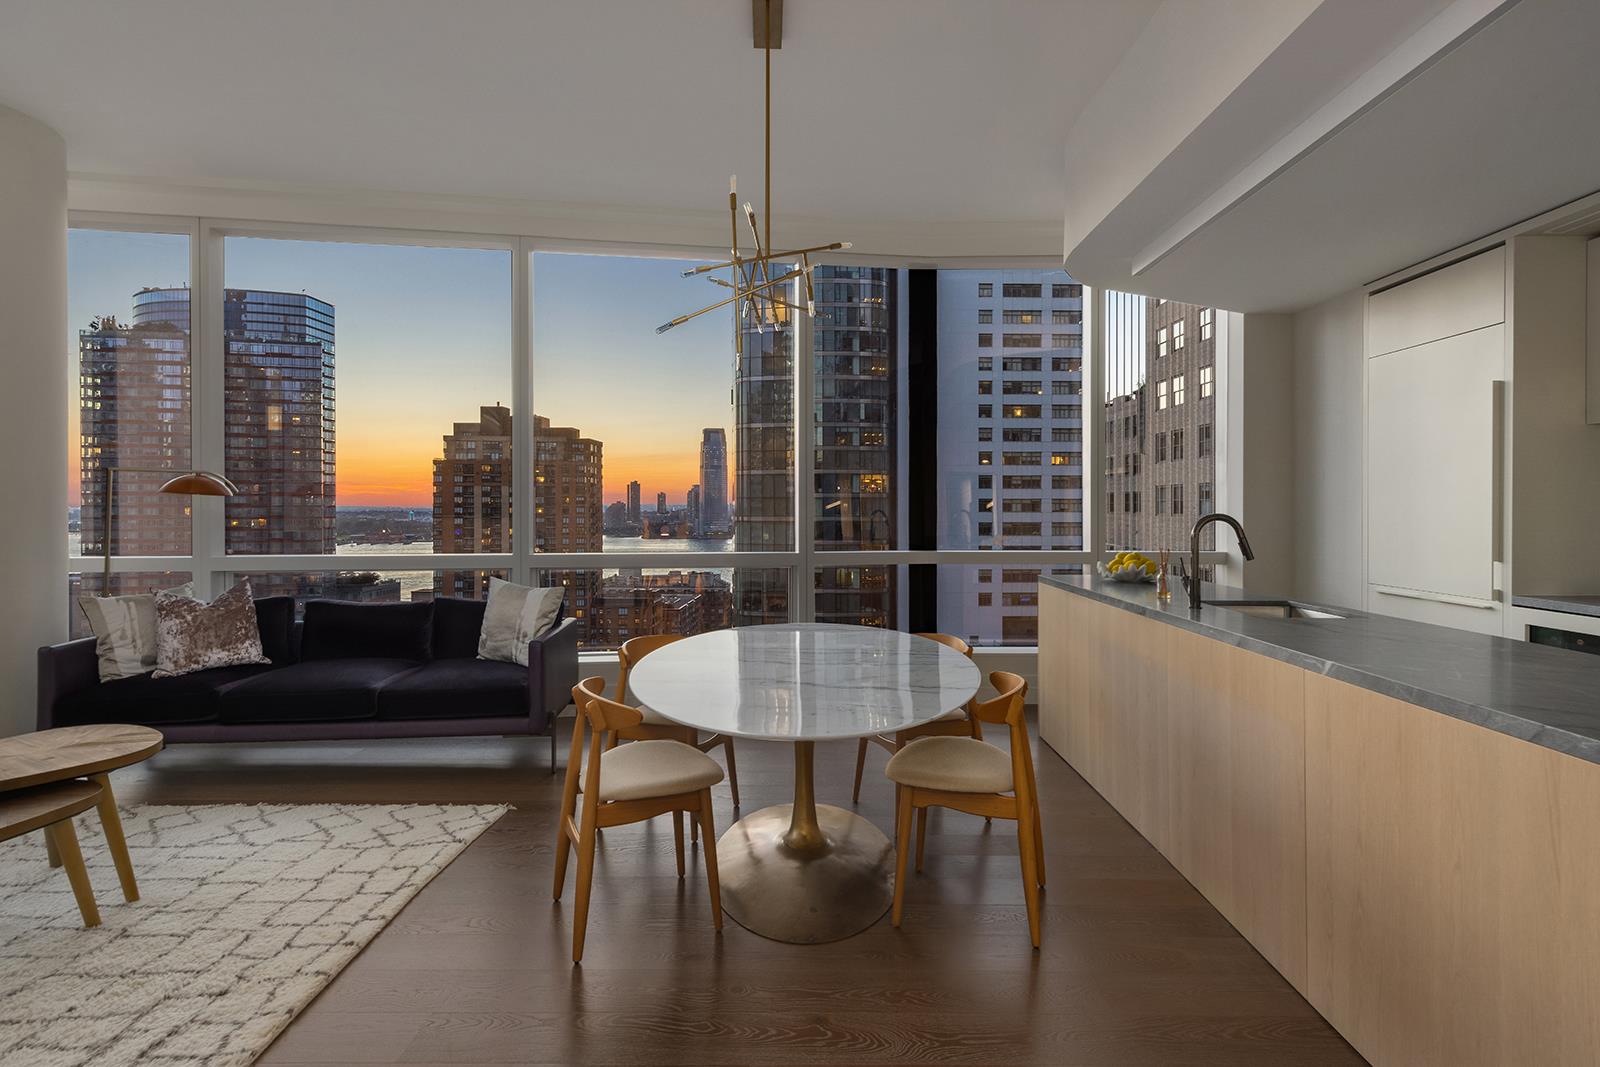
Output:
(37, 596), (578, 768)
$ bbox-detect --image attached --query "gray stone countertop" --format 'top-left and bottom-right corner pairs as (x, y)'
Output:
(1042, 574), (1600, 766)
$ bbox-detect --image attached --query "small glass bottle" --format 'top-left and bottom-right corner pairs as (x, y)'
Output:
(1156, 549), (1172, 602)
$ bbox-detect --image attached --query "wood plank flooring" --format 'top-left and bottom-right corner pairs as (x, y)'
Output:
(106, 716), (1365, 1065)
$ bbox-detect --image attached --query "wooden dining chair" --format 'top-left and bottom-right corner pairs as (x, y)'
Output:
(553, 677), (724, 963)
(617, 634), (740, 809)
(886, 670), (1046, 947)
(851, 632), (982, 804)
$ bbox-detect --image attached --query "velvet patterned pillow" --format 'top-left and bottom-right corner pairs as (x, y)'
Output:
(153, 579), (271, 678)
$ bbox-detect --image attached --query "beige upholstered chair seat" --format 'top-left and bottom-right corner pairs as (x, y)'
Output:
(885, 736), (1013, 794)
(587, 740), (725, 802)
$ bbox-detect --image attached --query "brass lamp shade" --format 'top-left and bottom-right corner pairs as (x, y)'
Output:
(157, 471), (237, 497)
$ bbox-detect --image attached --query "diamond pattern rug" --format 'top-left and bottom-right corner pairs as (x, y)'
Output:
(0, 802), (507, 1066)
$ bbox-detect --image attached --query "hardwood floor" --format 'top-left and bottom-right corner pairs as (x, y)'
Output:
(108, 715), (1365, 1066)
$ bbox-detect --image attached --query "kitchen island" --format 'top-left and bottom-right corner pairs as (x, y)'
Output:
(1039, 575), (1600, 1067)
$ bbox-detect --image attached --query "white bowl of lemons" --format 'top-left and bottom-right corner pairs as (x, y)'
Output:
(1098, 552), (1159, 583)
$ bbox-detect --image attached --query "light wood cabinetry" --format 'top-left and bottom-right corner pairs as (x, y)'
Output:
(1040, 583), (1600, 1066)
(1305, 673), (1600, 1066)
(1039, 584), (1307, 992)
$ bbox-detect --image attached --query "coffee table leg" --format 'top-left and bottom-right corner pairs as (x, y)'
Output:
(45, 831), (62, 868)
(44, 819), (100, 928)
(91, 773), (139, 902)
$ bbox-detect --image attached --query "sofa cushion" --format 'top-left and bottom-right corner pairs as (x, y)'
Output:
(219, 659), (420, 723)
(300, 600), (433, 662)
(430, 597), (488, 660)
(253, 596), (296, 666)
(54, 663), (276, 727)
(376, 658), (529, 720)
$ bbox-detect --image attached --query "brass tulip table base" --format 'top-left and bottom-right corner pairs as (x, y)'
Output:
(716, 741), (895, 944)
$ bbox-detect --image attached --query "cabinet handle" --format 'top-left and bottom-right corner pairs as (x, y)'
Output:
(1373, 585), (1498, 609)
(1491, 379), (1505, 565)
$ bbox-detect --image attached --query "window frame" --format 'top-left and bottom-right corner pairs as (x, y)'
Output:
(69, 211), (1234, 658)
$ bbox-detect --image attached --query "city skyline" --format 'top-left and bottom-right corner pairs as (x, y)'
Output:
(66, 236), (738, 508)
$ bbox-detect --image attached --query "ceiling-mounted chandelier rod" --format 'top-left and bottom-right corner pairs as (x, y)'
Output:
(657, 0), (848, 342)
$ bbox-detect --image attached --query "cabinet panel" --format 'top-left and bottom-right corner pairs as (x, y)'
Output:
(1305, 673), (1600, 1066)
(1367, 324), (1503, 601)
(1369, 245), (1504, 356)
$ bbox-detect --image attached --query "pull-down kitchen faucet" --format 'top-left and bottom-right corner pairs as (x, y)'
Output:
(1179, 513), (1255, 611)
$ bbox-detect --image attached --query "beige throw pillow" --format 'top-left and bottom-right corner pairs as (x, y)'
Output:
(79, 581), (195, 681)
(477, 577), (564, 666)
(153, 579), (270, 679)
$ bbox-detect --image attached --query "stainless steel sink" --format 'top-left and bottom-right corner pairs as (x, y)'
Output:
(1203, 599), (1346, 621)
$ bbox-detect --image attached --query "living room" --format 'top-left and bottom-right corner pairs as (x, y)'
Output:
(5, 2), (1600, 1065)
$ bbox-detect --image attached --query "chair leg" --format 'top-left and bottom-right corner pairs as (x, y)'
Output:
(91, 773), (139, 903)
(550, 726), (557, 773)
(697, 790), (722, 930)
(672, 811), (686, 878)
(45, 820), (100, 929)
(1016, 801), (1043, 949)
(891, 789), (915, 928)
(571, 813), (599, 963)
(1032, 793), (1047, 889)
(914, 807), (929, 872)
(552, 783), (579, 902)
(722, 737), (740, 809)
(852, 738), (869, 804)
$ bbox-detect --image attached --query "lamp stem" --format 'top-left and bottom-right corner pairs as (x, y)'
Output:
(764, 0), (772, 314)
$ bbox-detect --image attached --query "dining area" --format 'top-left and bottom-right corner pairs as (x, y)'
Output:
(551, 623), (1046, 961)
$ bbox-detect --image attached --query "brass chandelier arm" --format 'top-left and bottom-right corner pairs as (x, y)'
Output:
(656, 265), (809, 334)
(680, 241), (850, 278)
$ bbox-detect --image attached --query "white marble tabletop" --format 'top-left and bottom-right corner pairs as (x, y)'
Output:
(627, 623), (983, 741)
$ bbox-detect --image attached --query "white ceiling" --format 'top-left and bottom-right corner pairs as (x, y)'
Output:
(0, 0), (1158, 243)
(1062, 0), (1600, 312)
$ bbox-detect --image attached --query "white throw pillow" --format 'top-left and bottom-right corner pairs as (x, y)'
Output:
(79, 581), (195, 681)
(477, 577), (564, 666)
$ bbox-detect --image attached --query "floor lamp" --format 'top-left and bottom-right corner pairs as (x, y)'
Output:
(99, 466), (237, 587)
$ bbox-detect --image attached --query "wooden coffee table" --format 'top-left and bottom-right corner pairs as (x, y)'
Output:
(0, 724), (163, 902)
(0, 780), (106, 927)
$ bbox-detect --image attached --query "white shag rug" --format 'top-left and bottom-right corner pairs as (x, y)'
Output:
(0, 802), (507, 1067)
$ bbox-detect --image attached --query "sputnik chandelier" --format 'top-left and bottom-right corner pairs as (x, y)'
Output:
(657, 0), (849, 354)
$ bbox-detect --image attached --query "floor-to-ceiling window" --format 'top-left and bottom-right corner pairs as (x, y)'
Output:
(66, 215), (1235, 657)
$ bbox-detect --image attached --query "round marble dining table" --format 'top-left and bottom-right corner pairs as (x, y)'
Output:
(627, 623), (981, 943)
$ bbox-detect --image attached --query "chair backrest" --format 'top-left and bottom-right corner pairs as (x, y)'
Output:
(617, 633), (684, 703)
(972, 670), (1036, 802)
(913, 632), (974, 659)
(565, 676), (646, 802)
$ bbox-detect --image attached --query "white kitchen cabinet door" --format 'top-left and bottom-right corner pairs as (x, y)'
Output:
(1367, 324), (1504, 602)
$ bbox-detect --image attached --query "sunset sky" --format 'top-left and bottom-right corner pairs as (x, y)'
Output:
(68, 233), (737, 509)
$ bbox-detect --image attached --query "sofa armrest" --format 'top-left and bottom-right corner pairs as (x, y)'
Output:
(526, 617), (579, 732)
(38, 638), (100, 731)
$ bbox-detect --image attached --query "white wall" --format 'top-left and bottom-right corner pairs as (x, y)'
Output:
(1290, 290), (1365, 607)
(1226, 313), (1297, 592)
(0, 105), (67, 736)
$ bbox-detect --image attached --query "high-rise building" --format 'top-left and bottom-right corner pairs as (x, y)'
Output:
(79, 286), (337, 567)
(1103, 297), (1218, 559)
(811, 267), (900, 628)
(733, 266), (900, 628)
(533, 414), (604, 644)
(936, 272), (1085, 644)
(686, 483), (702, 535)
(625, 480), (641, 524)
(216, 289), (337, 555)
(656, 491), (667, 514)
(699, 428), (729, 534)
(78, 301), (192, 559)
(433, 404), (512, 599)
